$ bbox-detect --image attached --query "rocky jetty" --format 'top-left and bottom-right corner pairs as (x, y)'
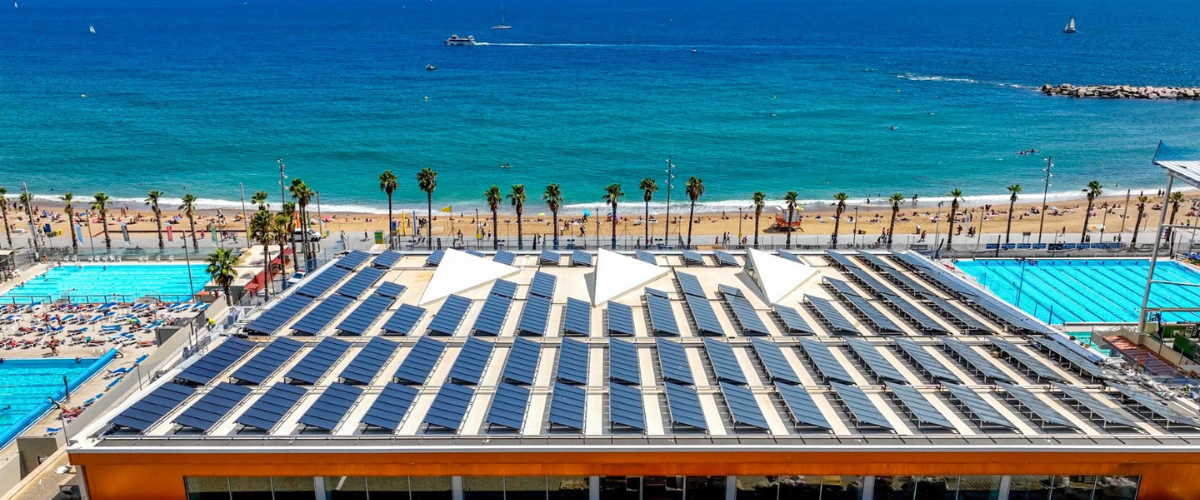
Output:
(1041, 84), (1200, 100)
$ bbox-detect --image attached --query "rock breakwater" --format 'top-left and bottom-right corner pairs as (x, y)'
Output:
(1041, 84), (1200, 100)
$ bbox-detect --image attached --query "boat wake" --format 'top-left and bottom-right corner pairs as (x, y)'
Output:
(897, 73), (1034, 90)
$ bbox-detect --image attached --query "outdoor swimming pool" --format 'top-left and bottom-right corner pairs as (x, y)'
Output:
(0, 353), (114, 445)
(956, 259), (1200, 324)
(1, 264), (206, 304)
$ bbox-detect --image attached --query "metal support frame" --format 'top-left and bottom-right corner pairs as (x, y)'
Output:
(1137, 174), (1174, 333)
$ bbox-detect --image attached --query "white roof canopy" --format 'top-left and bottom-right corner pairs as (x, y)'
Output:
(744, 248), (818, 304)
(590, 249), (669, 305)
(419, 249), (520, 305)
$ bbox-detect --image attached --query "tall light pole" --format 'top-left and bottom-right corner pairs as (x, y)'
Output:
(851, 207), (859, 247)
(1037, 156), (1053, 244)
(1120, 188), (1132, 234)
(239, 182), (249, 245)
(664, 157), (674, 244)
(277, 158), (287, 214)
(933, 201), (945, 254)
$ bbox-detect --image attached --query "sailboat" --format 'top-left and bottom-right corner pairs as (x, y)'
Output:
(1063, 16), (1076, 34)
(89, 24), (96, 34)
(491, 4), (512, 30)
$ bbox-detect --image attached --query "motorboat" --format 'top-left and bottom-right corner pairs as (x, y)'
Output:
(445, 34), (475, 46)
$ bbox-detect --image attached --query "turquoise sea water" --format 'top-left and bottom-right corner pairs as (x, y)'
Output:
(3, 0), (1200, 212)
(1, 264), (207, 303)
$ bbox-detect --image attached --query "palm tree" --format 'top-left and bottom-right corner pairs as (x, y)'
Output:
(272, 212), (290, 268)
(831, 192), (849, 248)
(379, 170), (398, 247)
(751, 191), (766, 248)
(180, 193), (199, 251)
(416, 168), (438, 250)
(684, 176), (704, 248)
(485, 185), (503, 250)
(19, 192), (35, 252)
(945, 189), (963, 251)
(1080, 181), (1103, 243)
(289, 179), (313, 266)
(0, 187), (11, 249)
(888, 193), (905, 249)
(507, 184), (527, 249)
(205, 248), (238, 306)
(543, 184), (563, 249)
(639, 178), (657, 247)
(783, 191), (799, 249)
(1167, 191), (1186, 242)
(93, 192), (111, 251)
(145, 190), (165, 250)
(602, 184), (623, 249)
(1004, 184), (1022, 244)
(61, 193), (78, 252)
(281, 202), (299, 273)
(252, 191), (268, 211)
(1131, 193), (1149, 245)
(249, 209), (274, 297)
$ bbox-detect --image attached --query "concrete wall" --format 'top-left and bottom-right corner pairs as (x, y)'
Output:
(17, 436), (63, 477)
(0, 457), (21, 499)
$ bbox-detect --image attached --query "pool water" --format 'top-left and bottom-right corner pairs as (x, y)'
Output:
(956, 259), (1200, 324)
(2, 264), (206, 303)
(0, 356), (113, 445)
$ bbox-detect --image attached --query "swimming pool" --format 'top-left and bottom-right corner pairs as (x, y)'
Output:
(1, 264), (206, 304)
(956, 259), (1200, 324)
(0, 353), (115, 446)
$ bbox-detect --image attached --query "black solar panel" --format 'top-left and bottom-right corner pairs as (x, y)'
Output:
(571, 250), (593, 267)
(340, 337), (400, 385)
(229, 337), (304, 385)
(563, 298), (592, 336)
(892, 338), (960, 383)
(805, 295), (859, 334)
(372, 250), (403, 269)
(291, 294), (355, 335)
(493, 250), (517, 266)
(111, 382), (195, 432)
(845, 267), (897, 298)
(921, 293), (992, 333)
(713, 251), (739, 267)
(360, 382), (420, 430)
(235, 383), (308, 432)
(517, 295), (552, 336)
(335, 250), (371, 270)
(676, 272), (706, 298)
(424, 383), (475, 430)
(941, 339), (1015, 383)
(830, 382), (894, 429)
(684, 293), (724, 335)
(608, 337), (640, 385)
(529, 272), (557, 299)
(777, 250), (804, 263)
(394, 337), (447, 384)
(297, 382), (364, 431)
(176, 337), (256, 386)
(886, 382), (954, 429)
(664, 382), (707, 430)
(486, 382), (532, 430)
(473, 293), (514, 336)
(995, 382), (1080, 429)
(1031, 337), (1109, 381)
(336, 294), (396, 335)
(373, 282), (407, 299)
(244, 294), (315, 335)
(426, 248), (446, 266)
(382, 304), (427, 336)
(428, 295), (472, 335)
(877, 293), (951, 334)
(548, 381), (586, 431)
(609, 382), (646, 431)
(557, 337), (590, 385)
(681, 250), (705, 266)
(1051, 383), (1141, 429)
(702, 338), (748, 385)
(646, 293), (681, 336)
(500, 337), (542, 386)
(844, 338), (908, 384)
(719, 381), (769, 430)
(990, 339), (1068, 383)
(825, 251), (859, 270)
(285, 337), (352, 385)
(825, 278), (862, 298)
(797, 338), (856, 385)
(749, 338), (802, 385)
(724, 292), (770, 335)
(656, 338), (694, 385)
(491, 279), (519, 299)
(447, 337), (495, 385)
(942, 383), (1016, 429)
(774, 305), (816, 335)
(635, 250), (658, 266)
(776, 383), (832, 430)
(335, 266), (386, 299)
(296, 266), (351, 299)
(539, 249), (561, 266)
(1109, 384), (1200, 429)
(840, 294), (905, 335)
(465, 249), (485, 258)
(173, 383), (252, 432)
(606, 302), (637, 336)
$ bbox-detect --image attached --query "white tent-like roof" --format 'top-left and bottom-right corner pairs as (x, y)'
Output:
(419, 248), (520, 305)
(591, 248), (669, 305)
(744, 248), (818, 304)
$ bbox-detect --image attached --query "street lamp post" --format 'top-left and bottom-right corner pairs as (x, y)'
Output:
(933, 201), (945, 254)
(1037, 156), (1053, 244)
(664, 157), (674, 244)
(851, 207), (859, 248)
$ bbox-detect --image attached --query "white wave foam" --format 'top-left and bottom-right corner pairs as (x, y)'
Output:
(897, 73), (979, 84)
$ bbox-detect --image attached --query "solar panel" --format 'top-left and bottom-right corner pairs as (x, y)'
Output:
(1109, 384), (1200, 429)
(529, 272), (557, 299)
(234, 383), (308, 432)
(394, 337), (447, 384)
(360, 382), (420, 430)
(830, 382), (894, 429)
(797, 338), (856, 385)
(382, 304), (427, 336)
(845, 268), (897, 298)
(486, 382), (532, 430)
(496, 337), (541, 386)
(713, 251), (739, 267)
(291, 294), (355, 335)
(285, 337), (352, 385)
(805, 295), (859, 334)
(645, 287), (670, 298)
(646, 293), (681, 336)
(539, 249), (561, 266)
(825, 278), (862, 297)
(548, 381), (586, 431)
(841, 294), (905, 334)
(635, 250), (658, 266)
(854, 252), (895, 271)
(428, 295), (472, 335)
(1051, 383), (1141, 429)
(473, 293), (514, 336)
(244, 294), (315, 335)
(340, 337), (400, 385)
(447, 337), (494, 385)
(684, 293), (724, 335)
(229, 337), (304, 385)
(877, 293), (951, 334)
(676, 272), (707, 298)
(336, 294), (395, 336)
(371, 250), (403, 269)
(749, 338), (802, 385)
(297, 382), (364, 431)
(776, 383), (832, 430)
(609, 382), (646, 430)
(724, 292), (770, 335)
(423, 383), (475, 430)
(426, 249), (446, 266)
(296, 266), (351, 299)
(373, 282), (407, 299)
(563, 298), (592, 336)
(557, 337), (590, 385)
(335, 250), (371, 270)
(111, 382), (195, 432)
(773, 305), (816, 335)
(465, 249), (485, 258)
(335, 266), (386, 298)
(490, 279), (519, 299)
(717, 284), (743, 298)
(173, 383), (252, 432)
(886, 383), (954, 429)
(776, 250), (804, 263)
(892, 338), (960, 383)
(990, 339), (1068, 383)
(176, 337), (256, 386)
(825, 251), (859, 270)
(719, 382), (769, 430)
(608, 337), (641, 385)
(702, 338), (748, 385)
(493, 250), (517, 266)
(571, 250), (593, 267)
(606, 302), (637, 336)
(681, 250), (705, 266)
(656, 338), (694, 385)
(1031, 337), (1109, 381)
(921, 293), (992, 333)
(663, 382), (708, 430)
(941, 383), (1016, 429)
(844, 338), (908, 384)
(995, 382), (1080, 429)
(941, 339), (1015, 383)
(517, 295), (552, 336)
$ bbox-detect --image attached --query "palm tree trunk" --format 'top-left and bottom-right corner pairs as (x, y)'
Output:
(69, 223), (77, 251)
(1005, 199), (1016, 243)
(785, 208), (794, 248)
(262, 243), (271, 298)
(1, 208), (10, 248)
(189, 216), (198, 251)
(491, 210), (499, 250)
(1132, 209), (1144, 245)
(102, 223), (111, 250)
(1081, 201), (1094, 242)
(387, 195), (394, 249)
(832, 216), (842, 249)
(753, 213), (760, 248)
(223, 284), (232, 306)
(516, 209), (523, 250)
(156, 216), (164, 250)
(610, 205), (617, 249)
(888, 209), (898, 249)
(945, 206), (956, 250)
(426, 194), (433, 250)
(552, 211), (559, 249)
(290, 229), (300, 275)
(686, 202), (696, 248)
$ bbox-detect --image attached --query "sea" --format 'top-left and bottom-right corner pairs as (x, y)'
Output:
(3, 0), (1200, 214)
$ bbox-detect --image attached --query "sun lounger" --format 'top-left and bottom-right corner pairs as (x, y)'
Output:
(105, 378), (121, 390)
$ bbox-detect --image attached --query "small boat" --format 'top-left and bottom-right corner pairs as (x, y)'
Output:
(89, 24), (95, 34)
(13, 2), (17, 8)
(426, 64), (437, 71)
(492, 4), (512, 30)
(445, 34), (475, 46)
(1063, 16), (1076, 34)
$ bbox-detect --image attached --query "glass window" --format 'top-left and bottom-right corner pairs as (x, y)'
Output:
(549, 476), (589, 500)
(736, 476), (776, 500)
(911, 476), (950, 500)
(1093, 476), (1140, 500)
(953, 476), (1000, 500)
(872, 476), (914, 500)
(1053, 476), (1096, 500)
(601, 476), (642, 500)
(507, 477), (548, 500)
(186, 477), (230, 500)
(369, 477), (410, 500)
(1007, 476), (1053, 500)
(272, 477), (315, 500)
(228, 477), (273, 500)
(411, 477), (454, 500)
(685, 477), (726, 500)
(777, 476), (820, 500)
(820, 476), (864, 500)
(325, 476), (368, 500)
(465, 477), (506, 500)
(642, 476), (684, 500)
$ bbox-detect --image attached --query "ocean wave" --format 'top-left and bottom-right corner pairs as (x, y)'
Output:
(897, 73), (980, 84)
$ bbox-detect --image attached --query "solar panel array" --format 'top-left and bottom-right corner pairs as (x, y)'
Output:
(548, 382), (586, 431)
(382, 304), (427, 336)
(235, 383), (308, 432)
(229, 337), (304, 385)
(609, 381), (646, 430)
(486, 382), (532, 430)
(776, 383), (831, 430)
(111, 383), (195, 432)
(426, 249), (445, 266)
(684, 293), (724, 335)
(941, 339), (1015, 383)
(360, 383), (420, 431)
(394, 337), (446, 384)
(805, 295), (859, 334)
(529, 272), (557, 298)
(722, 289), (770, 335)
(539, 249), (561, 266)
(447, 337), (495, 385)
(676, 272), (706, 298)
(840, 294), (905, 334)
(749, 338), (802, 385)
(1108, 384), (1200, 429)
(244, 294), (314, 335)
(473, 281), (517, 335)
(681, 250), (705, 266)
(173, 383), (252, 432)
(893, 339), (960, 383)
(557, 337), (590, 385)
(424, 383), (475, 430)
(995, 382), (1079, 429)
(1032, 337), (1109, 381)
(774, 305), (817, 335)
(297, 383), (363, 431)
(501, 337), (542, 385)
(878, 293), (951, 334)
(285, 337), (352, 385)
(371, 250), (403, 269)
(645, 292), (681, 336)
(493, 250), (516, 266)
(703, 338), (748, 385)
(291, 294), (354, 335)
(571, 250), (593, 267)
(562, 298), (592, 336)
(844, 338), (908, 384)
(797, 338), (855, 385)
(335, 250), (371, 270)
(340, 337), (400, 385)
(830, 382), (893, 429)
(607, 302), (636, 336)
(656, 338), (694, 385)
(921, 293), (993, 333)
(516, 295), (553, 336)
(176, 337), (256, 385)
(608, 337), (640, 385)
(635, 250), (658, 266)
(1051, 383), (1141, 429)
(664, 382), (707, 430)
(713, 251), (739, 267)
(990, 339), (1068, 383)
(336, 294), (395, 335)
(373, 282), (407, 299)
(886, 383), (953, 429)
(719, 381), (769, 430)
(942, 383), (1015, 429)
(776, 250), (803, 263)
(428, 295), (472, 335)
(296, 266), (351, 299)
(335, 266), (386, 299)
